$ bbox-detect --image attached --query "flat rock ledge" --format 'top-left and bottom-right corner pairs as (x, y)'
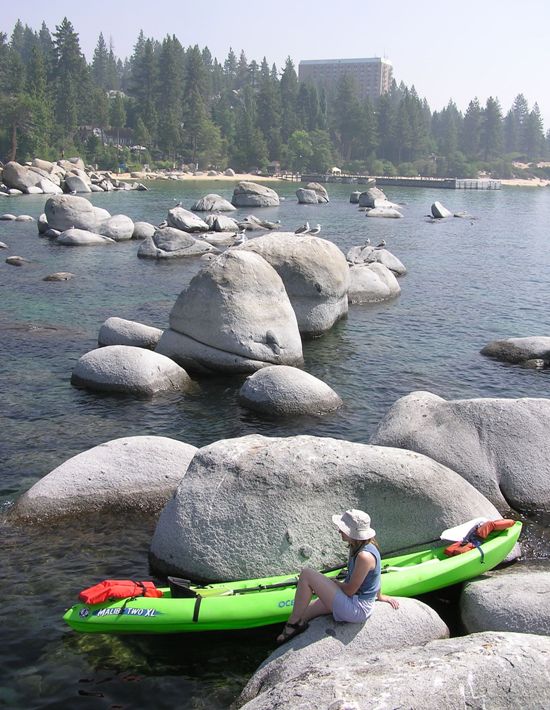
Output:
(236, 598), (448, 707)
(71, 344), (193, 396)
(238, 365), (342, 416)
(461, 567), (550, 636)
(481, 336), (550, 367)
(370, 390), (550, 512)
(10, 436), (197, 521)
(98, 317), (162, 350)
(237, 631), (550, 710)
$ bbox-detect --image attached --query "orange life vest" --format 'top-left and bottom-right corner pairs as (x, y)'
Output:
(444, 518), (516, 558)
(78, 580), (163, 605)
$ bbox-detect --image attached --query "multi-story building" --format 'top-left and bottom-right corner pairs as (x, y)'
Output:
(298, 57), (393, 101)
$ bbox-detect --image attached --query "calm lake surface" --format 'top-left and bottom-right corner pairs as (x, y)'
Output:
(1, 180), (549, 708)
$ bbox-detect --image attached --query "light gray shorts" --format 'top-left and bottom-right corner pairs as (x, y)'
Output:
(332, 590), (375, 623)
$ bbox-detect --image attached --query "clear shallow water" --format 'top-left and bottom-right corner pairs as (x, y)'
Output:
(1, 181), (549, 708)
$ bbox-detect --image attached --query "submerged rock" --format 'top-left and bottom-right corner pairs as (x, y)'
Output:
(481, 336), (550, 366)
(55, 228), (115, 246)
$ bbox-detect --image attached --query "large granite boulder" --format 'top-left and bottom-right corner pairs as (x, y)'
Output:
(98, 317), (163, 350)
(431, 200), (453, 218)
(2, 161), (42, 191)
(44, 195), (109, 232)
(156, 250), (303, 373)
(191, 194), (236, 212)
(149, 434), (499, 580)
(461, 567), (550, 636)
(131, 221), (156, 240)
(65, 174), (91, 193)
(304, 182), (329, 203)
(232, 181), (280, 207)
(10, 436), (197, 521)
(238, 632), (550, 710)
(348, 262), (401, 303)
(71, 345), (193, 396)
(166, 206), (209, 232)
(137, 228), (218, 259)
(205, 214), (240, 232)
(38, 178), (63, 195)
(370, 391), (550, 512)
(238, 365), (342, 416)
(358, 186), (388, 207)
(241, 233), (349, 336)
(98, 214), (134, 241)
(55, 228), (115, 246)
(32, 158), (55, 172)
(346, 244), (407, 276)
(295, 188), (318, 204)
(481, 336), (550, 367)
(237, 598), (448, 707)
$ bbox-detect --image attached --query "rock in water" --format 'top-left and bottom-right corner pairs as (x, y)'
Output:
(231, 181), (280, 207)
(431, 200), (453, 218)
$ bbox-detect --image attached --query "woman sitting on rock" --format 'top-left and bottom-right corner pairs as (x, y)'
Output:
(276, 509), (399, 644)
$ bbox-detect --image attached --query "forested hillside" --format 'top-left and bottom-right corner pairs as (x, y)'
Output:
(1, 17), (549, 178)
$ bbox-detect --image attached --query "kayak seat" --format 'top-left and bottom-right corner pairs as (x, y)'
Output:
(168, 577), (199, 598)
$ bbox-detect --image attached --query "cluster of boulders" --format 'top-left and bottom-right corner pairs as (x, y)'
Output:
(38, 194), (137, 245)
(351, 186), (404, 218)
(0, 158), (146, 196)
(296, 182), (329, 204)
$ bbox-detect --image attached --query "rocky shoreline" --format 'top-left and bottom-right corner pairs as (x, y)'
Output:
(4, 170), (550, 708)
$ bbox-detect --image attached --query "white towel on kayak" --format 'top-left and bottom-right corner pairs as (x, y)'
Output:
(440, 517), (489, 542)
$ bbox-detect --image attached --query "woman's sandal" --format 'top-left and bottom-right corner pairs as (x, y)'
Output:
(276, 620), (309, 645)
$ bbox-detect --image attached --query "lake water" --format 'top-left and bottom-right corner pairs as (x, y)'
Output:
(1, 181), (549, 708)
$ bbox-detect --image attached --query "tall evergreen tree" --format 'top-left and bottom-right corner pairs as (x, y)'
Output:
(481, 96), (503, 160)
(52, 18), (89, 140)
(462, 98), (482, 158)
(279, 57), (299, 142)
(92, 33), (109, 88)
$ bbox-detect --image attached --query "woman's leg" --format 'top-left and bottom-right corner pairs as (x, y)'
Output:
(287, 568), (341, 625)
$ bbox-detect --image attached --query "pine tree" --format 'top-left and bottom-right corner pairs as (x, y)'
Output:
(279, 57), (299, 142)
(481, 97), (503, 160)
(92, 33), (109, 88)
(52, 18), (89, 140)
(524, 104), (545, 159)
(462, 98), (482, 158)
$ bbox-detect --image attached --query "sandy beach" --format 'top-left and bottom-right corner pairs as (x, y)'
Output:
(500, 178), (550, 187)
(118, 171), (283, 182)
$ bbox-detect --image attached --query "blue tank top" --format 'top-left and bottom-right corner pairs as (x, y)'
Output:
(345, 542), (381, 600)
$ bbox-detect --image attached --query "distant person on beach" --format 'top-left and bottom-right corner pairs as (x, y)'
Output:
(276, 509), (399, 644)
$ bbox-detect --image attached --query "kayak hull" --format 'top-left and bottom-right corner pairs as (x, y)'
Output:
(63, 522), (521, 634)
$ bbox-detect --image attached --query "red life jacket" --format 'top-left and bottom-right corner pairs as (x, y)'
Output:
(444, 518), (516, 558)
(78, 580), (163, 605)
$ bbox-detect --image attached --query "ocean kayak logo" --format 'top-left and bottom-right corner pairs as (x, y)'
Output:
(278, 599), (295, 608)
(79, 608), (90, 618)
(92, 608), (159, 618)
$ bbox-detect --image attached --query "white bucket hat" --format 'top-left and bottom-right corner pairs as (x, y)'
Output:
(332, 509), (376, 540)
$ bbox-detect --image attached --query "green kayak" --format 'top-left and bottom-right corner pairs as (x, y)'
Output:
(63, 521), (521, 634)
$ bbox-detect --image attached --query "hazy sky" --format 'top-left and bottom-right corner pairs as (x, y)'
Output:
(3, 0), (549, 130)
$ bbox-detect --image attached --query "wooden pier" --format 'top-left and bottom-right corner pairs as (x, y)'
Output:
(300, 174), (501, 190)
